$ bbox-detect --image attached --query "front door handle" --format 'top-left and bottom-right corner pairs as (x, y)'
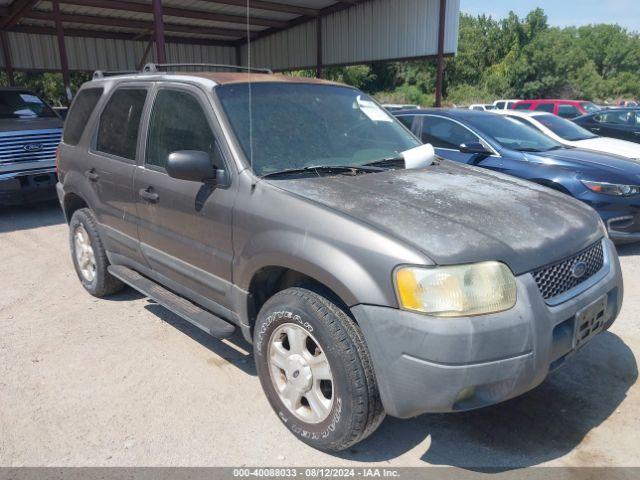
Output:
(634, 131), (640, 136)
(590, 127), (601, 132)
(139, 187), (159, 203)
(85, 169), (99, 182)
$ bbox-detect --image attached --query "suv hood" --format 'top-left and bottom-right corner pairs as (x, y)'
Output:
(272, 161), (603, 275)
(0, 117), (63, 133)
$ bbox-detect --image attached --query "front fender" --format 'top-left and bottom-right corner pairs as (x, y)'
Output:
(235, 229), (391, 308)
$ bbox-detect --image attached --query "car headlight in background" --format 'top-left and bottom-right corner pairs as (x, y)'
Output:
(394, 262), (517, 317)
(581, 180), (640, 196)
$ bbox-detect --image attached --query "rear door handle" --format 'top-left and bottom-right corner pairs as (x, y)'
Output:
(590, 127), (601, 132)
(85, 169), (99, 182)
(634, 132), (640, 136)
(139, 187), (159, 203)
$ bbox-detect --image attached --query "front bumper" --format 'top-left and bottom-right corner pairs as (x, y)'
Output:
(0, 168), (58, 205)
(352, 238), (623, 418)
(579, 194), (640, 243)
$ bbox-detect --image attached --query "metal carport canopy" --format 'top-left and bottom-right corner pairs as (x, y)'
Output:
(0, 0), (459, 103)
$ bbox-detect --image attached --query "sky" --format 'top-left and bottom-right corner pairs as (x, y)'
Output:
(460, 0), (640, 32)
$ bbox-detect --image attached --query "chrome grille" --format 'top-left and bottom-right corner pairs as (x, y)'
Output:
(0, 129), (62, 164)
(532, 242), (604, 300)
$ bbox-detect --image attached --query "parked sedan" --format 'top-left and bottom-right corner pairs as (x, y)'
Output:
(573, 108), (640, 144)
(496, 110), (640, 161)
(394, 109), (640, 243)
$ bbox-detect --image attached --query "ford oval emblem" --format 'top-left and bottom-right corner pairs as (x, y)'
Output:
(23, 143), (44, 152)
(571, 261), (588, 279)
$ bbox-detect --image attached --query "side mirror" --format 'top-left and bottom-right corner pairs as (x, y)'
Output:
(166, 150), (227, 186)
(459, 142), (492, 156)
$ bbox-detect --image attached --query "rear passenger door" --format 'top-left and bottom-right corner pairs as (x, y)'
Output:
(418, 115), (502, 169)
(591, 111), (637, 141)
(134, 84), (236, 315)
(88, 85), (149, 266)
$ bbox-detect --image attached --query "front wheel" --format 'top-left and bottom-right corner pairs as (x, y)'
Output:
(254, 287), (385, 451)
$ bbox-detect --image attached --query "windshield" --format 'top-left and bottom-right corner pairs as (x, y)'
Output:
(581, 102), (600, 113)
(467, 114), (564, 152)
(535, 114), (597, 141)
(0, 91), (57, 119)
(216, 83), (420, 176)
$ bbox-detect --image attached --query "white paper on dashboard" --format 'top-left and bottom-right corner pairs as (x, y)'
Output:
(357, 96), (392, 122)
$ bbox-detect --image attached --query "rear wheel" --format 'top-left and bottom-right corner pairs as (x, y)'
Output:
(69, 208), (124, 297)
(254, 286), (385, 451)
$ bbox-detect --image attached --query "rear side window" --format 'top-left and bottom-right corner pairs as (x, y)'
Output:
(534, 103), (555, 113)
(558, 105), (581, 119)
(63, 88), (103, 145)
(396, 115), (415, 129)
(146, 89), (217, 170)
(494, 102), (505, 110)
(96, 88), (147, 160)
(513, 102), (532, 110)
(421, 116), (480, 149)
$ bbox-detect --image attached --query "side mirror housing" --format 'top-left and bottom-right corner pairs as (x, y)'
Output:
(166, 150), (227, 186)
(459, 142), (492, 156)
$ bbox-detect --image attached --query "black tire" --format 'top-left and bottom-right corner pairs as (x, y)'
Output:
(254, 286), (385, 451)
(69, 208), (124, 297)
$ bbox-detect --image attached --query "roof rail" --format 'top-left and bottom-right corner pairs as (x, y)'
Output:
(142, 63), (273, 74)
(93, 70), (138, 79)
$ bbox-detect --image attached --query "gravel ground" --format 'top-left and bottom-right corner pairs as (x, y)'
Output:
(1, 200), (639, 469)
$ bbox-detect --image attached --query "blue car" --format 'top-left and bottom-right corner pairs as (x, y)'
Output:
(395, 109), (640, 243)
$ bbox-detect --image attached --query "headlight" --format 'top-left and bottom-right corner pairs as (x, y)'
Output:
(581, 180), (640, 196)
(394, 262), (517, 317)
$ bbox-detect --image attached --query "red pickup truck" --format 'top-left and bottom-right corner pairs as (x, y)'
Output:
(511, 99), (600, 118)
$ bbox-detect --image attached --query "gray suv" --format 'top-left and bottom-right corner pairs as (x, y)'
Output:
(56, 67), (623, 451)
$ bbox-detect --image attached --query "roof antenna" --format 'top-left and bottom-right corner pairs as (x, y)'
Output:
(247, 0), (257, 190)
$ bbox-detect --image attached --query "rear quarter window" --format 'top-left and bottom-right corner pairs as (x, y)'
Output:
(558, 104), (581, 119)
(63, 88), (103, 145)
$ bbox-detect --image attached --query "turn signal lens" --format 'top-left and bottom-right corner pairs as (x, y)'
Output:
(395, 262), (517, 317)
(582, 180), (640, 197)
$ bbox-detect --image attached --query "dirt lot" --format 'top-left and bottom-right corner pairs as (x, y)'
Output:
(1, 200), (639, 469)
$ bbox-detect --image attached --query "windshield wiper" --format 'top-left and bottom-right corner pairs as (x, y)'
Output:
(515, 147), (544, 152)
(363, 154), (405, 169)
(261, 164), (385, 179)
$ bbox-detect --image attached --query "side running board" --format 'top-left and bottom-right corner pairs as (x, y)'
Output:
(108, 265), (235, 339)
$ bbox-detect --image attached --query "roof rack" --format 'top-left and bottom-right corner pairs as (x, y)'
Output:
(142, 63), (273, 74)
(93, 70), (138, 79)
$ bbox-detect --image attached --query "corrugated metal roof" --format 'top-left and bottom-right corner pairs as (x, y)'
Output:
(0, 31), (237, 69)
(1, 0), (460, 72)
(242, 0), (459, 70)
